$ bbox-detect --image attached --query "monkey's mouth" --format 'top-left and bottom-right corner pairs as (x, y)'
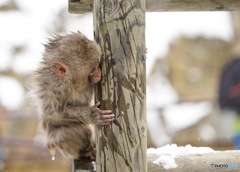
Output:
(95, 75), (101, 79)
(93, 75), (101, 82)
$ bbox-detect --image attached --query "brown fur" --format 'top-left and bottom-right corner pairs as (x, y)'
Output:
(31, 32), (114, 159)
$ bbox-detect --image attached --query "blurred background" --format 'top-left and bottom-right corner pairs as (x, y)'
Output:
(1, 0), (240, 171)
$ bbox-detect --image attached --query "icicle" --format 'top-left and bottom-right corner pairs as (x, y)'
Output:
(51, 156), (55, 161)
(49, 146), (56, 161)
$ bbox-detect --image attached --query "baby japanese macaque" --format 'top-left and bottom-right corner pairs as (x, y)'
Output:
(31, 31), (115, 159)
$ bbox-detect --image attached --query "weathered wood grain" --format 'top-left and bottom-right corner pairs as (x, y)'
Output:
(147, 0), (240, 12)
(93, 0), (147, 171)
(68, 0), (92, 14)
(69, 0), (240, 13)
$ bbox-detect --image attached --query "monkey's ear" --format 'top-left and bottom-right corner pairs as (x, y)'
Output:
(52, 62), (69, 77)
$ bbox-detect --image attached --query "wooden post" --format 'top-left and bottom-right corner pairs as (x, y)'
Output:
(93, 0), (147, 172)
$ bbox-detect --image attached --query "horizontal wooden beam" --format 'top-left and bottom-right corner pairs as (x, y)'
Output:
(148, 151), (240, 171)
(73, 151), (240, 171)
(147, 0), (240, 11)
(69, 0), (240, 13)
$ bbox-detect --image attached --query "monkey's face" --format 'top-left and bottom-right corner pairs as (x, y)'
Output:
(46, 32), (103, 89)
(88, 60), (101, 84)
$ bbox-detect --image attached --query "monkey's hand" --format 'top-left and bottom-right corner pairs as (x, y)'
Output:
(91, 102), (115, 125)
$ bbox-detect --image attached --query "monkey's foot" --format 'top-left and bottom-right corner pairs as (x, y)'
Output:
(80, 149), (96, 160)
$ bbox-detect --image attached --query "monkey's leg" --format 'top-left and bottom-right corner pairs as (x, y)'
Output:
(79, 147), (96, 160)
(60, 124), (95, 159)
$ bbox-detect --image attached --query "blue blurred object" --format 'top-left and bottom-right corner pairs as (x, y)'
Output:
(233, 115), (240, 149)
(0, 146), (4, 171)
(0, 146), (3, 159)
(234, 133), (240, 149)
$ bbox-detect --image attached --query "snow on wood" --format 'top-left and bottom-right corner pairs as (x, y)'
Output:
(147, 144), (240, 172)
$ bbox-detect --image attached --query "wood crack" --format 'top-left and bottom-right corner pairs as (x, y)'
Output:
(210, 0), (225, 10)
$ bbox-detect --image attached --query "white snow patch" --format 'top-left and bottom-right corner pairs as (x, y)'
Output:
(0, 76), (25, 110)
(147, 144), (214, 155)
(148, 144), (215, 169)
(153, 155), (177, 169)
(163, 101), (212, 133)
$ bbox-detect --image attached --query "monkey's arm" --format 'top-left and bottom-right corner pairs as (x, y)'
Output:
(42, 109), (114, 128)
(42, 101), (114, 125)
(64, 103), (115, 125)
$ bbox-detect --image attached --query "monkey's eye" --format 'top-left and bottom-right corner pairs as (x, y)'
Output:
(93, 59), (100, 66)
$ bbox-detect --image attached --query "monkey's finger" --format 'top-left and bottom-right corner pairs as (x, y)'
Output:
(94, 102), (101, 107)
(99, 114), (115, 120)
(99, 110), (114, 115)
(100, 117), (115, 125)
